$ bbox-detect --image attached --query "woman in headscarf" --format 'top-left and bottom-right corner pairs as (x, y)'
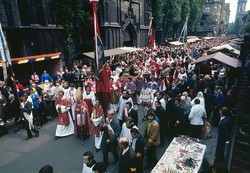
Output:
(191, 91), (205, 107)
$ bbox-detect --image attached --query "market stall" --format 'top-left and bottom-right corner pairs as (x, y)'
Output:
(151, 136), (206, 173)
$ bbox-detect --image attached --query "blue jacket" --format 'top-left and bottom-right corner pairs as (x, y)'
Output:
(215, 92), (224, 108)
(41, 73), (52, 83)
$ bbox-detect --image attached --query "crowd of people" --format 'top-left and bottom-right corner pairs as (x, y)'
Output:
(0, 36), (236, 173)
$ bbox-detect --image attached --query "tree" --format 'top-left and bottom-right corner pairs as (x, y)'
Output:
(188, 0), (203, 32)
(49, 0), (91, 65)
(151, 0), (165, 29)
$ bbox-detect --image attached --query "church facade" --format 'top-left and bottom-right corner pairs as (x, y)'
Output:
(97, 0), (151, 49)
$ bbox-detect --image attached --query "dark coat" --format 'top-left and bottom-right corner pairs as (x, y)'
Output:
(128, 109), (138, 126)
(119, 147), (136, 173)
(22, 101), (33, 115)
(8, 99), (21, 118)
(100, 119), (120, 153)
(134, 134), (145, 161)
(155, 106), (166, 125)
(166, 98), (174, 121)
(215, 117), (232, 161)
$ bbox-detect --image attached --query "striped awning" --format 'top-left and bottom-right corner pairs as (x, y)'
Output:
(0, 52), (61, 67)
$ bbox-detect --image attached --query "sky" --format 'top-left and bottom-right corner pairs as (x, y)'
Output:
(226, 0), (250, 23)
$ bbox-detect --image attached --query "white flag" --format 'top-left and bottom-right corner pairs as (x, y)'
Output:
(0, 22), (11, 80)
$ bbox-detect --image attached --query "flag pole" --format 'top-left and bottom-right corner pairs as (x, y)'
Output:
(0, 23), (21, 105)
(90, 0), (108, 123)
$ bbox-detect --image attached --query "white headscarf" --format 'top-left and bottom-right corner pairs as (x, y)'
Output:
(191, 91), (205, 107)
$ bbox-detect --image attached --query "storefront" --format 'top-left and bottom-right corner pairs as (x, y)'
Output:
(0, 52), (62, 86)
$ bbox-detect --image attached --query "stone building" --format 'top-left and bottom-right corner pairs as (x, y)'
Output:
(198, 0), (230, 36)
(0, 0), (64, 59)
(235, 0), (247, 20)
(97, 0), (151, 49)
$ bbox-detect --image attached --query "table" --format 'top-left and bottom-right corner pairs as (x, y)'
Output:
(151, 136), (206, 173)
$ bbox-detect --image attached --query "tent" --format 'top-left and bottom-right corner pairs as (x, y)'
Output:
(209, 44), (240, 56)
(0, 52), (62, 85)
(191, 52), (241, 68)
(203, 37), (215, 40)
(82, 47), (141, 59)
(187, 36), (201, 43)
(169, 41), (184, 46)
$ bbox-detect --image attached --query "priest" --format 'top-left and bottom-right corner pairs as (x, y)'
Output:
(55, 90), (74, 138)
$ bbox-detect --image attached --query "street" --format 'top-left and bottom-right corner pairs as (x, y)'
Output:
(0, 106), (174, 173)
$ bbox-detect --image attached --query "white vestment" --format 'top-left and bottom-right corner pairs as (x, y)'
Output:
(55, 102), (74, 137)
(117, 96), (133, 120)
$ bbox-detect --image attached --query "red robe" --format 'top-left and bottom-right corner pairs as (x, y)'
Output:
(75, 100), (92, 136)
(55, 98), (71, 126)
(91, 106), (104, 137)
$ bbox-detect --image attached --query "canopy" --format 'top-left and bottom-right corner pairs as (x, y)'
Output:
(203, 37), (215, 40)
(82, 47), (141, 59)
(0, 52), (61, 67)
(209, 44), (240, 55)
(169, 41), (184, 46)
(191, 52), (241, 68)
(187, 37), (202, 43)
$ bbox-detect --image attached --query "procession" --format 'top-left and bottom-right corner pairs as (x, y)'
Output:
(1, 0), (250, 173)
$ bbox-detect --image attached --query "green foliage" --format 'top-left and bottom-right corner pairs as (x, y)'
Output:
(151, 0), (165, 29)
(188, 0), (203, 32)
(159, 0), (202, 38)
(49, 0), (91, 37)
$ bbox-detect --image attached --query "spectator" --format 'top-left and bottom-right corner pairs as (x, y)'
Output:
(41, 70), (52, 83)
(144, 111), (160, 170)
(119, 137), (137, 173)
(131, 127), (145, 173)
(214, 107), (232, 164)
(154, 100), (166, 147)
(31, 72), (40, 84)
(188, 99), (206, 138)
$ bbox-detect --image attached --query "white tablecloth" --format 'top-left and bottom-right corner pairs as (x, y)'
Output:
(151, 136), (206, 173)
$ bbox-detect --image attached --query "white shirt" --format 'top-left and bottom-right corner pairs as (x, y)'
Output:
(122, 147), (130, 155)
(219, 116), (226, 125)
(82, 162), (94, 173)
(131, 137), (138, 151)
(188, 104), (206, 125)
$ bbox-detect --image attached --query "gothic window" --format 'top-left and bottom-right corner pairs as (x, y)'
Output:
(29, 0), (45, 25)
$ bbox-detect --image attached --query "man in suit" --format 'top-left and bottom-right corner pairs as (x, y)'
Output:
(144, 111), (161, 170)
(125, 102), (138, 126)
(8, 94), (22, 133)
(119, 137), (137, 173)
(214, 107), (232, 164)
(20, 95), (39, 140)
(100, 110), (120, 166)
(131, 127), (145, 173)
(155, 101), (166, 147)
